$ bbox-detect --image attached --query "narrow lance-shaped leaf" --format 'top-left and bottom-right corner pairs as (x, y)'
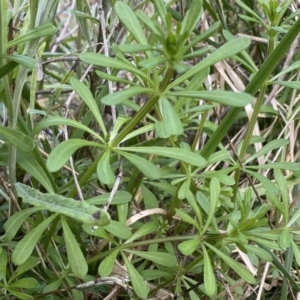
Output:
(200, 17), (300, 159)
(0, 54), (36, 69)
(178, 239), (201, 256)
(125, 249), (177, 267)
(118, 146), (206, 167)
(244, 139), (289, 164)
(61, 217), (88, 279)
(121, 251), (148, 299)
(104, 220), (132, 240)
(3, 207), (42, 242)
(97, 150), (115, 185)
(115, 2), (148, 45)
(101, 87), (155, 105)
(32, 116), (103, 142)
(204, 242), (256, 284)
(0, 249), (7, 281)
(168, 37), (251, 89)
(17, 151), (55, 193)
(167, 90), (252, 107)
(156, 96), (183, 137)
(201, 178), (220, 234)
(125, 222), (157, 244)
(274, 168), (289, 225)
(0, 62), (18, 80)
(70, 77), (107, 136)
(152, 0), (168, 28)
(46, 139), (101, 172)
(12, 214), (58, 265)
(15, 183), (110, 226)
(7, 23), (56, 48)
(180, 0), (203, 37)
(202, 244), (217, 296)
(0, 126), (35, 152)
(79, 53), (149, 81)
(8, 278), (38, 289)
(117, 150), (161, 180)
(98, 249), (119, 277)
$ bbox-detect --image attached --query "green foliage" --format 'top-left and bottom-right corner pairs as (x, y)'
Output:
(1, 0), (300, 299)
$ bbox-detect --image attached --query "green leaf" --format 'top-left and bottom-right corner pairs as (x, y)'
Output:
(271, 81), (300, 90)
(6, 290), (32, 300)
(47, 139), (101, 172)
(32, 116), (103, 142)
(17, 151), (55, 193)
(0, 248), (7, 281)
(244, 245), (273, 262)
(136, 11), (164, 38)
(97, 150), (115, 185)
(110, 116), (131, 140)
(0, 62), (18, 79)
(0, 54), (36, 69)
(167, 90), (252, 107)
(204, 242), (256, 284)
(117, 150), (160, 179)
(115, 2), (148, 46)
(288, 207), (300, 227)
(279, 228), (290, 250)
(119, 44), (155, 53)
(7, 23), (56, 47)
(156, 96), (183, 137)
(201, 177), (220, 234)
(168, 37), (251, 89)
(15, 183), (110, 226)
(0, 126), (35, 152)
(202, 244), (216, 296)
(266, 192), (283, 212)
(274, 169), (289, 224)
(61, 217), (88, 279)
(79, 53), (149, 81)
(178, 239), (201, 256)
(96, 70), (134, 85)
(247, 162), (300, 170)
(87, 191), (132, 206)
(180, 0), (203, 37)
(235, 0), (265, 25)
(118, 146), (206, 167)
(43, 278), (64, 294)
(104, 220), (132, 240)
(12, 214), (57, 265)
(270, 60), (300, 82)
(122, 252), (148, 299)
(290, 238), (300, 266)
(98, 249), (119, 277)
(14, 256), (40, 279)
(244, 139), (289, 164)
(70, 77), (107, 136)
(175, 209), (199, 230)
(138, 57), (166, 70)
(125, 250), (177, 267)
(125, 222), (157, 244)
(83, 224), (117, 244)
(152, 0), (168, 28)
(3, 207), (42, 242)
(257, 242), (300, 291)
(244, 169), (278, 196)
(101, 87), (155, 105)
(9, 278), (38, 289)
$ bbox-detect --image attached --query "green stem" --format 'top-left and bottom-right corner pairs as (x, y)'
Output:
(200, 16), (300, 159)
(110, 66), (174, 148)
(67, 67), (174, 198)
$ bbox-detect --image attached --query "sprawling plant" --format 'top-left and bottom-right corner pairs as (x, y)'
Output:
(1, 0), (300, 299)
